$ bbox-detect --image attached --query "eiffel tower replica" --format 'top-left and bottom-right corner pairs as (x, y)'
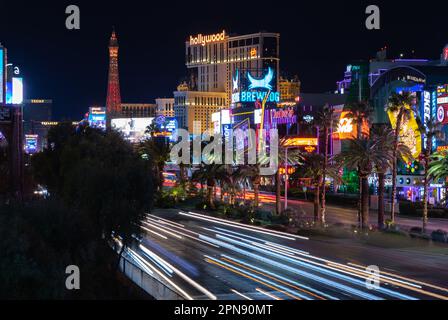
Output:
(106, 28), (122, 125)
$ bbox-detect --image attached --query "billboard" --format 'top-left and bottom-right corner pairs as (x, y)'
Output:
(0, 48), (4, 104)
(437, 85), (448, 124)
(111, 118), (154, 142)
(24, 134), (38, 154)
(388, 104), (422, 161)
(336, 111), (369, 140)
(88, 107), (106, 130)
(12, 77), (23, 104)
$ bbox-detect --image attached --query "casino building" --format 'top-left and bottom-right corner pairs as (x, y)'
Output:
(177, 30), (280, 132)
(334, 45), (448, 205)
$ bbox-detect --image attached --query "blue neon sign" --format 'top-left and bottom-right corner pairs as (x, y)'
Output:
(248, 67), (274, 90)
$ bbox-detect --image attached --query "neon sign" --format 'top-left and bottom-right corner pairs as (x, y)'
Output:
(240, 91), (280, 103)
(248, 67), (274, 90)
(189, 31), (226, 47)
(0, 48), (3, 104)
(269, 107), (297, 125)
(281, 137), (318, 148)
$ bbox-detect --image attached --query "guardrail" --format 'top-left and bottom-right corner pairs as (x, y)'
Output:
(119, 255), (185, 300)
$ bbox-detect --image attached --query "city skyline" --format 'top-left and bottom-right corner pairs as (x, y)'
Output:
(1, 1), (448, 120)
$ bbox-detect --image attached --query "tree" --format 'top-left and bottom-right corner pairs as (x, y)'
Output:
(385, 92), (416, 223)
(192, 163), (226, 209)
(429, 151), (448, 208)
(344, 100), (372, 226)
(344, 101), (372, 140)
(316, 104), (337, 224)
(334, 137), (389, 229)
(294, 154), (340, 224)
(275, 147), (303, 215)
(416, 116), (443, 232)
(139, 137), (171, 193)
(32, 124), (153, 268)
(370, 126), (412, 228)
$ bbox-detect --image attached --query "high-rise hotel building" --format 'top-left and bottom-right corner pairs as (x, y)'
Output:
(175, 30), (280, 132)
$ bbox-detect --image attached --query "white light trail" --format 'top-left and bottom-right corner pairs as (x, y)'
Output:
(180, 211), (307, 240)
(140, 244), (217, 300)
(231, 289), (253, 300)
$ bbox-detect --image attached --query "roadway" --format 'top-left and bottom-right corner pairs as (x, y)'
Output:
(243, 190), (448, 232)
(123, 208), (448, 300)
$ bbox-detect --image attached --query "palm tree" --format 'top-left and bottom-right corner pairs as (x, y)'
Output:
(370, 126), (412, 228)
(316, 104), (337, 224)
(334, 137), (389, 229)
(139, 138), (171, 193)
(416, 116), (443, 232)
(344, 100), (372, 226)
(275, 147), (303, 215)
(344, 101), (372, 139)
(429, 151), (448, 209)
(385, 92), (416, 223)
(192, 163), (226, 209)
(294, 154), (340, 224)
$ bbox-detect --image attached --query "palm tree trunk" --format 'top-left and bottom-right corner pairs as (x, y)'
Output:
(361, 176), (370, 229)
(422, 147), (431, 232)
(314, 183), (320, 224)
(391, 109), (404, 223)
(378, 172), (385, 229)
(275, 170), (282, 215)
(207, 180), (215, 209)
(321, 126), (329, 225)
(253, 181), (260, 208)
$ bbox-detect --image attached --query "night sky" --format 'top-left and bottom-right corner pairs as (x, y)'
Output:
(1, 0), (447, 120)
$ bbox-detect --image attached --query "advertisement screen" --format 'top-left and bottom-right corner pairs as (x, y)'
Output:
(0, 48), (4, 104)
(88, 107), (106, 130)
(437, 85), (448, 124)
(12, 77), (23, 104)
(25, 135), (38, 154)
(111, 118), (154, 142)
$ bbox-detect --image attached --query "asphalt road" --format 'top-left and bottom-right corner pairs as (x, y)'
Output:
(243, 190), (448, 232)
(124, 208), (448, 300)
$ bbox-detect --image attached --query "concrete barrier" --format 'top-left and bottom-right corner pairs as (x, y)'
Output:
(119, 256), (185, 300)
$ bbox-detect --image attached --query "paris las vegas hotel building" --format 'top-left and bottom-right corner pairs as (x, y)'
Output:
(174, 30), (286, 133)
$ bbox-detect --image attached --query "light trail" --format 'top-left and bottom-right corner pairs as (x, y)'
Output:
(142, 220), (183, 239)
(215, 234), (416, 300)
(348, 262), (448, 293)
(140, 245), (174, 275)
(180, 211), (308, 240)
(144, 217), (221, 248)
(231, 289), (253, 300)
(204, 256), (301, 300)
(140, 244), (217, 300)
(200, 235), (383, 300)
(127, 247), (194, 300)
(221, 257), (326, 300)
(141, 225), (168, 240)
(221, 255), (339, 300)
(146, 214), (186, 228)
(256, 288), (282, 300)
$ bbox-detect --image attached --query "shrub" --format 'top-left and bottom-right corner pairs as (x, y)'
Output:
(431, 230), (448, 243)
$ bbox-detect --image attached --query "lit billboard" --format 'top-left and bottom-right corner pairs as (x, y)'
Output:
(12, 77), (23, 104)
(24, 134), (38, 154)
(111, 117), (154, 142)
(388, 104), (422, 161)
(0, 48), (4, 104)
(437, 85), (448, 124)
(88, 107), (106, 130)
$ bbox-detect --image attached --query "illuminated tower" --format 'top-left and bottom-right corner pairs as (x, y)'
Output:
(106, 29), (121, 115)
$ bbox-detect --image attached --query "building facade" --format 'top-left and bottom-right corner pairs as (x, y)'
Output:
(120, 103), (156, 118)
(279, 76), (301, 104)
(155, 98), (175, 117)
(180, 30), (280, 132)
